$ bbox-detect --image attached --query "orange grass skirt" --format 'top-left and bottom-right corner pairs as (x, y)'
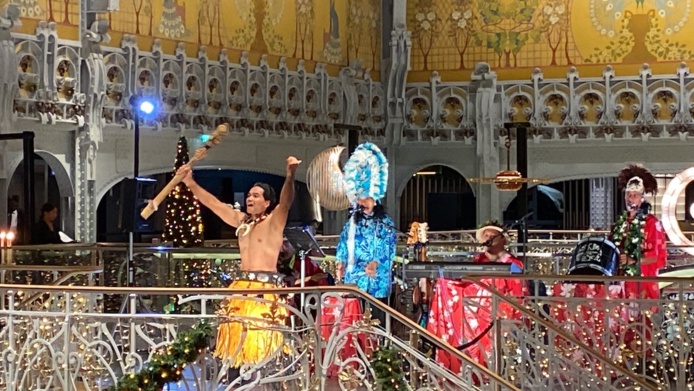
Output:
(214, 280), (289, 367)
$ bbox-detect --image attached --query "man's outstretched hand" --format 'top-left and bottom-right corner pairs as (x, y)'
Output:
(287, 156), (301, 175)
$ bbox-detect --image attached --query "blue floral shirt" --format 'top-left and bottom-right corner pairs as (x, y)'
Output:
(335, 214), (397, 298)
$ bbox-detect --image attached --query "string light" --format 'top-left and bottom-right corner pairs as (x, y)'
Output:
(108, 320), (213, 390)
(162, 136), (204, 248)
(372, 347), (406, 390)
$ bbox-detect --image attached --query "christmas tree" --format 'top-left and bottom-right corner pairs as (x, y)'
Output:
(162, 136), (204, 247)
(372, 347), (407, 390)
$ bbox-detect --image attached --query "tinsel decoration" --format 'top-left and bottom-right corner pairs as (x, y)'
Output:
(372, 347), (406, 390)
(108, 320), (213, 391)
(162, 136), (204, 248)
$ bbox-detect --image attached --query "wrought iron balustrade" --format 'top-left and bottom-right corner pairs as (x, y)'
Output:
(0, 284), (519, 391)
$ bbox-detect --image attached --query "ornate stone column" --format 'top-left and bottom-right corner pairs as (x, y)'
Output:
(589, 177), (614, 230)
(0, 5), (19, 134)
(384, 0), (410, 228)
(0, 5), (20, 227)
(471, 62), (501, 224)
(75, 20), (109, 242)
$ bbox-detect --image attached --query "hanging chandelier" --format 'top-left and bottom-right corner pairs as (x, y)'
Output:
(470, 137), (549, 191)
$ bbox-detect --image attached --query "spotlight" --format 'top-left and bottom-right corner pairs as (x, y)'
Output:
(139, 100), (155, 115)
(129, 95), (158, 117)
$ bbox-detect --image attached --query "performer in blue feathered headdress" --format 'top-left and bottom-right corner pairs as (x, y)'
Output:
(335, 142), (397, 325)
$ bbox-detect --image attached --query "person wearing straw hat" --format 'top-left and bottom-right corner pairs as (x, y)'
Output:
(427, 221), (525, 372)
(335, 142), (397, 326)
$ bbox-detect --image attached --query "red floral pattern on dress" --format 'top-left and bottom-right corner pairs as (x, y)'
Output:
(426, 252), (526, 372)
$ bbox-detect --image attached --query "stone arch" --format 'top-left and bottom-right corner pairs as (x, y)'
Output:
(6, 150), (75, 239)
(396, 163), (475, 199)
(7, 150), (74, 198)
(396, 164), (476, 230)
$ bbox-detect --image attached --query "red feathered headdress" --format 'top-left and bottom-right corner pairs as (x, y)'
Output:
(617, 164), (658, 195)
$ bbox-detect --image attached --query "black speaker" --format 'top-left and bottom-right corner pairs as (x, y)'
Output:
(118, 177), (158, 233)
(686, 182), (694, 221)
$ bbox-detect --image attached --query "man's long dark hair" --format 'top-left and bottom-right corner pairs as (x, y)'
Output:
(252, 182), (277, 213)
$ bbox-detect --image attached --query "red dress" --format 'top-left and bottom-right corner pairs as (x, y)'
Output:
(620, 214), (667, 300)
(616, 214), (666, 359)
(426, 252), (525, 372)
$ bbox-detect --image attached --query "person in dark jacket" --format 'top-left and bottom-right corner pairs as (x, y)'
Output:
(31, 203), (63, 245)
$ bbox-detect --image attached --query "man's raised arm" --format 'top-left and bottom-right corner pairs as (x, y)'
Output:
(177, 165), (245, 227)
(271, 156), (301, 227)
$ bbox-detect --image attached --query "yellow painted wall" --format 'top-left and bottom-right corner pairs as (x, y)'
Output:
(407, 0), (694, 81)
(8, 0), (381, 77)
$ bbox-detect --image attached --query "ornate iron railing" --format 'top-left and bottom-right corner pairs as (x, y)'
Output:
(0, 284), (520, 391)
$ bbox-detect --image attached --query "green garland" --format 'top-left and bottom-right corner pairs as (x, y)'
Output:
(109, 320), (213, 391)
(372, 347), (407, 390)
(611, 211), (645, 276)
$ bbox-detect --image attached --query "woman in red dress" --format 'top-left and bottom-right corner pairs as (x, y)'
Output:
(427, 222), (525, 372)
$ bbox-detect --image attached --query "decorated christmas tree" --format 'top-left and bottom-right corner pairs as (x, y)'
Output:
(372, 347), (407, 390)
(162, 137), (204, 247)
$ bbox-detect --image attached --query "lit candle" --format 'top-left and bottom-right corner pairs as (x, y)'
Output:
(5, 232), (14, 264)
(0, 231), (5, 248)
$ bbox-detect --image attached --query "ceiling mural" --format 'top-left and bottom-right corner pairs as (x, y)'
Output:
(6, 0), (381, 74)
(407, 0), (694, 80)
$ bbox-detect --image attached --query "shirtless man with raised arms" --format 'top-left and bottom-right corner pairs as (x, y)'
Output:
(177, 156), (301, 367)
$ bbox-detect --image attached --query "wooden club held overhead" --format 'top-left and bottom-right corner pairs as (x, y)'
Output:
(140, 123), (230, 219)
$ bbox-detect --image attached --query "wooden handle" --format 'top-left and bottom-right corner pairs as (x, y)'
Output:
(139, 123), (230, 220)
(140, 172), (186, 219)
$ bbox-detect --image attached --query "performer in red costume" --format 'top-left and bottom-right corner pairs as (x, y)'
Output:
(611, 165), (667, 366)
(427, 222), (525, 372)
(611, 164), (667, 300)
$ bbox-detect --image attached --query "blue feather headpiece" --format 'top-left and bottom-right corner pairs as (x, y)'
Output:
(343, 142), (388, 204)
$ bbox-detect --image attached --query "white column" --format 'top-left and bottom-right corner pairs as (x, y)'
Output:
(589, 177), (614, 230)
(471, 63), (501, 224)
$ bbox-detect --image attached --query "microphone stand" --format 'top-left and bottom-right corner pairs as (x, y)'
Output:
(510, 212), (533, 266)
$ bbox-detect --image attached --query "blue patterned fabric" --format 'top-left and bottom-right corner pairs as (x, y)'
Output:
(335, 213), (397, 298)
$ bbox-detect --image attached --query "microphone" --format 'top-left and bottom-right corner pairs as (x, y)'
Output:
(349, 204), (365, 216)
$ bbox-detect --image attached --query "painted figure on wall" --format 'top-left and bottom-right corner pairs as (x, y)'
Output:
(16, 0), (42, 18)
(322, 0), (342, 62)
(250, 0), (268, 53)
(583, 0), (693, 63)
(159, 0), (188, 39)
(227, 0), (286, 54)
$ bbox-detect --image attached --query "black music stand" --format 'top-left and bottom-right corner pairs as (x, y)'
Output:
(284, 226), (326, 307)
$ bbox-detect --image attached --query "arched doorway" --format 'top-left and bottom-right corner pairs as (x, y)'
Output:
(7, 151), (74, 243)
(399, 165), (475, 230)
(504, 185), (565, 229)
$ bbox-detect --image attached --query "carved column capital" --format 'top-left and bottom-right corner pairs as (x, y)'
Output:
(0, 4), (20, 133)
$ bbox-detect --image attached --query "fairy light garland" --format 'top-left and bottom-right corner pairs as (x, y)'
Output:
(108, 320), (213, 391)
(162, 136), (204, 248)
(372, 347), (406, 390)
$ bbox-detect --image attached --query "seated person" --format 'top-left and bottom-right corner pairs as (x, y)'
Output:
(31, 203), (63, 245)
(427, 221), (525, 372)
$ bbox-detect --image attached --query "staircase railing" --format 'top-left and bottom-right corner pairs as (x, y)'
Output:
(0, 284), (517, 390)
(454, 275), (658, 390)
